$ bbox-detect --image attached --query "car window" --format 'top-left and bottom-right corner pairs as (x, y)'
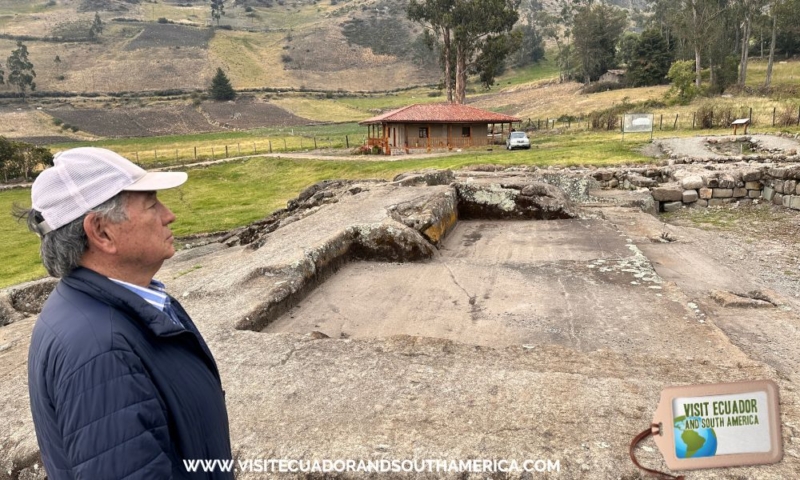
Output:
(510, 132), (526, 138)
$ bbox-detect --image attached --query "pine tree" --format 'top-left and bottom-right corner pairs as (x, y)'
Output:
(627, 29), (674, 87)
(89, 12), (104, 40)
(7, 42), (36, 98)
(209, 67), (235, 101)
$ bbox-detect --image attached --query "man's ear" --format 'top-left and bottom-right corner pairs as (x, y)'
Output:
(83, 213), (118, 255)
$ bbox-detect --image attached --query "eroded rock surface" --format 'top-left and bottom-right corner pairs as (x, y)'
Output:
(2, 167), (800, 480)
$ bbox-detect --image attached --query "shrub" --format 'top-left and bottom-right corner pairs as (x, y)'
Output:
(281, 54), (292, 63)
(666, 60), (698, 105)
(69, 126), (79, 132)
(157, 17), (170, 24)
(697, 104), (715, 129)
(244, 6), (254, 12)
(777, 104), (800, 127)
(581, 81), (627, 94)
(352, 145), (372, 155)
(716, 105), (736, 127)
(52, 118), (63, 126)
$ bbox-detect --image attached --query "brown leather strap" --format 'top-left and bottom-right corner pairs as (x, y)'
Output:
(630, 424), (685, 480)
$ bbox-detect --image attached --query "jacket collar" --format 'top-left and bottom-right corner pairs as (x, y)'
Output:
(61, 267), (185, 336)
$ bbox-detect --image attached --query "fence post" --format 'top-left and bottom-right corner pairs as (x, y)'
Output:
(175, 149), (178, 162)
(660, 114), (663, 130)
(749, 107), (753, 123)
(314, 137), (317, 149)
(773, 107), (776, 127)
(194, 146), (197, 160)
(154, 149), (158, 161)
(135, 152), (139, 163)
(346, 135), (349, 148)
(269, 141), (272, 153)
(692, 113), (695, 129)
(253, 142), (256, 154)
(225, 145), (228, 158)
(283, 138), (287, 151)
(211, 147), (214, 160)
(674, 114), (679, 130)
(710, 110), (714, 129)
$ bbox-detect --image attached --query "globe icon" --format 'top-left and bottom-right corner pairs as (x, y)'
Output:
(674, 416), (718, 458)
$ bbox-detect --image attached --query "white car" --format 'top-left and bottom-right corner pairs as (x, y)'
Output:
(506, 131), (531, 150)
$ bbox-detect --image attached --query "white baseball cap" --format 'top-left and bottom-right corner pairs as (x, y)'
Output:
(31, 147), (187, 234)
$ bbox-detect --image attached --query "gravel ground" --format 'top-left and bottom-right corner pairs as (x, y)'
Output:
(656, 134), (800, 159)
(663, 201), (800, 305)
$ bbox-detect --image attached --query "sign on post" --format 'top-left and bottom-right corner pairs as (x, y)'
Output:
(622, 113), (654, 140)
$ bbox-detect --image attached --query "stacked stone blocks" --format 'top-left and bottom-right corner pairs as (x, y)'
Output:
(592, 164), (800, 213)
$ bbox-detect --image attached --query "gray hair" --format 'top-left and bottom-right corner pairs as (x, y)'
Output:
(15, 193), (129, 278)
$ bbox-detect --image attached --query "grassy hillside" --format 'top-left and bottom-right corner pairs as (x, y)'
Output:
(0, 0), (439, 94)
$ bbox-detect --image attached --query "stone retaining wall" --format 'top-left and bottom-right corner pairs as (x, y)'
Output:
(591, 163), (800, 213)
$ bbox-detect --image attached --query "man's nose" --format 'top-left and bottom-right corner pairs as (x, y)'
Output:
(161, 204), (177, 225)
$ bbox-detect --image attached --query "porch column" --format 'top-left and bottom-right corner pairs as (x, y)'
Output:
(447, 124), (451, 150)
(427, 123), (431, 152)
(383, 123), (390, 155)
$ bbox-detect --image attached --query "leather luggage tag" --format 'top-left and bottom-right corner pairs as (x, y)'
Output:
(650, 380), (782, 471)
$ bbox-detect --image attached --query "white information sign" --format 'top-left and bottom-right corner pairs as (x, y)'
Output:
(622, 114), (654, 140)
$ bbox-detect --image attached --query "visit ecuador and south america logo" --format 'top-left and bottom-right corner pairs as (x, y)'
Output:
(673, 398), (762, 458)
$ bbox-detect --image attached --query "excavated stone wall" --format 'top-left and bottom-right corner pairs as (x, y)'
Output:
(591, 164), (800, 212)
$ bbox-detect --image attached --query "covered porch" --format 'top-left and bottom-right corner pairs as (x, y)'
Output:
(364, 121), (517, 155)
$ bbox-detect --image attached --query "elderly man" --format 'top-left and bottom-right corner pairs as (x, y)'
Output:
(23, 148), (233, 479)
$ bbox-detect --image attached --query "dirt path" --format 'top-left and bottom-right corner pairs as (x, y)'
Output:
(657, 134), (800, 159)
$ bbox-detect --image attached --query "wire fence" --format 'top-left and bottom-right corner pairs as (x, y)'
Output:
(521, 105), (800, 133)
(122, 134), (368, 168)
(109, 105), (800, 168)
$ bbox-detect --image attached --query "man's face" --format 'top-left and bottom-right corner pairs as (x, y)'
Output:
(112, 191), (177, 272)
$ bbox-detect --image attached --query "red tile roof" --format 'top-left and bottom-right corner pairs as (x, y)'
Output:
(359, 103), (520, 125)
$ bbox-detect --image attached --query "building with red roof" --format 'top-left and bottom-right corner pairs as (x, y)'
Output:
(359, 103), (520, 155)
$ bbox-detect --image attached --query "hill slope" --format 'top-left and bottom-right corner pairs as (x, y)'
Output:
(0, 0), (444, 93)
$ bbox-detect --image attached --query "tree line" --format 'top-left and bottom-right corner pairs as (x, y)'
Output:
(0, 42), (37, 97)
(407, 0), (800, 104)
(0, 137), (54, 183)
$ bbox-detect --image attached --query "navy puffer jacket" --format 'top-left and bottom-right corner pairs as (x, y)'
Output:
(28, 267), (233, 479)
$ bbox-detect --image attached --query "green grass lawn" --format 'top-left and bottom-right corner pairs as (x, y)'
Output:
(494, 53), (561, 88)
(1, 131), (649, 288)
(48, 123), (368, 165)
(0, 188), (48, 287)
(746, 58), (800, 89)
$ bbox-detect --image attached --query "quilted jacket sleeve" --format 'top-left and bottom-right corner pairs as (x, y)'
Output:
(55, 348), (174, 480)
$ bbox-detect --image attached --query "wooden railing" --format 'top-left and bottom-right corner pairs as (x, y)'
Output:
(365, 135), (506, 154)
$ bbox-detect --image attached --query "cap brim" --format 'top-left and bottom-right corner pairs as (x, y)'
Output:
(123, 171), (188, 191)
